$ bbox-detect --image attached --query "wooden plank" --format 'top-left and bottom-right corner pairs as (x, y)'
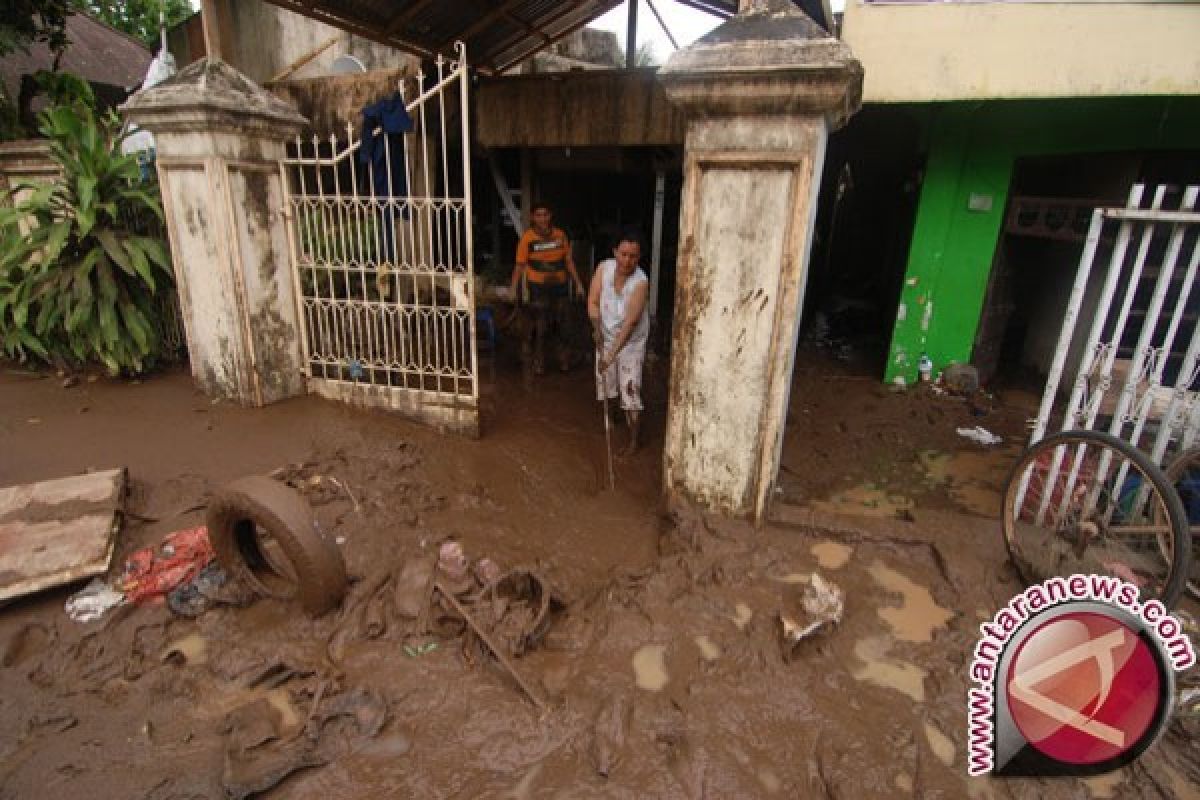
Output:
(0, 468), (125, 602)
(475, 70), (686, 148)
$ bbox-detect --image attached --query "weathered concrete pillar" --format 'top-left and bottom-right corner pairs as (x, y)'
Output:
(122, 59), (308, 406)
(659, 0), (862, 521)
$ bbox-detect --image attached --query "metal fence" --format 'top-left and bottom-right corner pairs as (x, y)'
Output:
(1029, 183), (1200, 460)
(281, 43), (478, 434)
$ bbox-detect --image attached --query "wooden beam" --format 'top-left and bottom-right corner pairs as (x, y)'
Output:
(263, 0), (435, 60)
(440, 0), (526, 54)
(502, 10), (552, 47)
(267, 33), (341, 83)
(385, 0), (437, 36)
(200, 0), (224, 59)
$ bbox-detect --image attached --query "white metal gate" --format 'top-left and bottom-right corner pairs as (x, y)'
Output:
(281, 44), (478, 436)
(1030, 183), (1200, 462)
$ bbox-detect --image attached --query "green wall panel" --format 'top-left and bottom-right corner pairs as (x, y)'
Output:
(883, 96), (1200, 385)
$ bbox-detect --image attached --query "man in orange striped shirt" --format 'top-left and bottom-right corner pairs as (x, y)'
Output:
(509, 203), (585, 374)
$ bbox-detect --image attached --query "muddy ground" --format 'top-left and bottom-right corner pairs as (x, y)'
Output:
(0, 351), (1197, 799)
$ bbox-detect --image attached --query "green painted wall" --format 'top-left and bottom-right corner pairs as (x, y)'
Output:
(884, 96), (1200, 385)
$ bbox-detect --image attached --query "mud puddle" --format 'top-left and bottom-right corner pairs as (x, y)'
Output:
(811, 540), (853, 570)
(867, 560), (954, 642)
(851, 634), (928, 702)
(693, 635), (720, 661)
(923, 720), (956, 768)
(632, 643), (668, 691)
(813, 484), (915, 518)
(918, 448), (1017, 517)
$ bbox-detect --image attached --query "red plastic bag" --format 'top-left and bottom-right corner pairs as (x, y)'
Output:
(121, 526), (215, 605)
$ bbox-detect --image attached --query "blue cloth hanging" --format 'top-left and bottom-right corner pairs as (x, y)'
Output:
(359, 92), (413, 197)
(360, 93), (414, 264)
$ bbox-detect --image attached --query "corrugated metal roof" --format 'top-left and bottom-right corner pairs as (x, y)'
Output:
(0, 13), (152, 102)
(259, 0), (741, 74)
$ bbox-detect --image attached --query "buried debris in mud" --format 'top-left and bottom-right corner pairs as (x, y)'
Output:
(778, 572), (845, 661)
(436, 581), (551, 712)
(325, 537), (565, 710)
(207, 475), (349, 616)
(0, 468), (127, 603)
(221, 687), (388, 799)
(64, 578), (126, 623)
(121, 525), (215, 605)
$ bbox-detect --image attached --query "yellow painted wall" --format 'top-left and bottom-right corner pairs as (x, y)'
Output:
(841, 3), (1200, 102)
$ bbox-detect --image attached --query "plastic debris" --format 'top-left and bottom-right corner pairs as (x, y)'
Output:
(121, 526), (215, 605)
(167, 562), (254, 617)
(403, 642), (438, 657)
(438, 540), (468, 579)
(473, 557), (502, 587)
(956, 426), (1002, 446)
(918, 354), (933, 382)
(779, 572), (845, 661)
(65, 578), (126, 623)
(436, 539), (472, 594)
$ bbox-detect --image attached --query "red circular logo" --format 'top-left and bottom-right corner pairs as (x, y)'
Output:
(1005, 611), (1162, 765)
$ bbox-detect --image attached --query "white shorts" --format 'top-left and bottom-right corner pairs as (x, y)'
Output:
(596, 346), (644, 411)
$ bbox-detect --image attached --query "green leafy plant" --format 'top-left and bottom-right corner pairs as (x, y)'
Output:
(0, 103), (173, 373)
(33, 68), (95, 109)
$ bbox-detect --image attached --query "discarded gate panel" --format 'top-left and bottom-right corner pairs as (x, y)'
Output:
(1028, 183), (1200, 458)
(1017, 184), (1200, 514)
(281, 44), (478, 436)
(0, 469), (126, 603)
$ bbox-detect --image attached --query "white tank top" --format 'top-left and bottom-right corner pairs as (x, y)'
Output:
(598, 259), (649, 350)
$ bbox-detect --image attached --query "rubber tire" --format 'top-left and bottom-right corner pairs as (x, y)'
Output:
(1001, 430), (1191, 610)
(1162, 447), (1200, 600)
(207, 475), (348, 616)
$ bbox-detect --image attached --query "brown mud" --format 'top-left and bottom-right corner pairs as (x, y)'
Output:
(780, 345), (1032, 520)
(1, 359), (1197, 798)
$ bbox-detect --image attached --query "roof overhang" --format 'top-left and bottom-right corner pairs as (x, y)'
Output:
(258, 0), (743, 74)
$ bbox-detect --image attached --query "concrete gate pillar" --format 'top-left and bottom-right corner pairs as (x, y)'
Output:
(122, 59), (308, 406)
(658, 0), (862, 521)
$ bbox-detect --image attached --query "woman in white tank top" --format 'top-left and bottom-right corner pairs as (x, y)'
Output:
(587, 232), (650, 454)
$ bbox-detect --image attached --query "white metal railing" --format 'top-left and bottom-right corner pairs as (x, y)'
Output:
(281, 43), (478, 433)
(1018, 183), (1200, 521)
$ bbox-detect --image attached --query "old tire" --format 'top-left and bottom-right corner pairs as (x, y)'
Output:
(207, 475), (347, 616)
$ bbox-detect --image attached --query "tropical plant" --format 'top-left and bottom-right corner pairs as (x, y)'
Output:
(33, 68), (95, 109)
(0, 103), (173, 374)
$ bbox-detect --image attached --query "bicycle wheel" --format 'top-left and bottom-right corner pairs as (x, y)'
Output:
(1002, 430), (1191, 609)
(1160, 447), (1200, 600)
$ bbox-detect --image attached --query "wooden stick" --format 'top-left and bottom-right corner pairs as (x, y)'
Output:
(435, 581), (548, 712)
(268, 35), (342, 84)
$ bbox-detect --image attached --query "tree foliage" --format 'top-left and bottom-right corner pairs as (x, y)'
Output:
(0, 102), (174, 374)
(0, 0), (73, 59)
(634, 41), (660, 67)
(73, 0), (194, 48)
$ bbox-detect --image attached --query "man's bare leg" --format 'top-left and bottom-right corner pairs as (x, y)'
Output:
(620, 410), (640, 457)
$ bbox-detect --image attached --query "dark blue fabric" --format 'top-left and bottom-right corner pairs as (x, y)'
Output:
(360, 93), (414, 264)
(359, 92), (413, 197)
